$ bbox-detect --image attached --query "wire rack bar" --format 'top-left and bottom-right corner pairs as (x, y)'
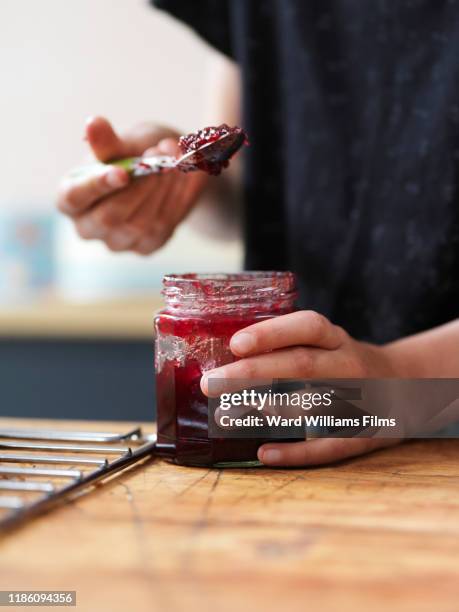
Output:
(0, 425), (156, 533)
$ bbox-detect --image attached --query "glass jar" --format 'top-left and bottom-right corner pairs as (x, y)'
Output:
(154, 272), (297, 467)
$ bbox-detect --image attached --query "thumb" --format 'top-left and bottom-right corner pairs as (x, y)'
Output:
(85, 116), (128, 162)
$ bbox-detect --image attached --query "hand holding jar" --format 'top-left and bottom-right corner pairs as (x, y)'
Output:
(201, 310), (400, 467)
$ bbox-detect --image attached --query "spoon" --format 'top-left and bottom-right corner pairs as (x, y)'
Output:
(72, 128), (247, 180)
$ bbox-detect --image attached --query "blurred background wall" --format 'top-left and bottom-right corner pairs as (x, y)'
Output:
(0, 0), (241, 421)
(0, 0), (222, 205)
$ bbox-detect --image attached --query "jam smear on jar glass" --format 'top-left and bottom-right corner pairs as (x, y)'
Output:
(154, 272), (297, 467)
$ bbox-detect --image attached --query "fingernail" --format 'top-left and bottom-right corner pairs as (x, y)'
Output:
(231, 332), (255, 354)
(202, 370), (225, 395)
(105, 169), (127, 189)
(259, 448), (282, 464)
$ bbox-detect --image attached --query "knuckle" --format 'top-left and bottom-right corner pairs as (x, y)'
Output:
(238, 359), (257, 380)
(94, 171), (124, 198)
(301, 310), (327, 338)
(295, 310), (313, 327)
(266, 318), (284, 345)
(347, 354), (366, 376)
(334, 324), (348, 344)
(91, 178), (108, 201)
(292, 347), (314, 375)
(95, 207), (120, 230)
(122, 222), (144, 240)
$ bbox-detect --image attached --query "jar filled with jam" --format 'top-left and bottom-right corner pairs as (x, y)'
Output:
(154, 272), (297, 467)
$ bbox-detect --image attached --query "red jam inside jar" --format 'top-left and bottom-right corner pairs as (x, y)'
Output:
(154, 272), (297, 467)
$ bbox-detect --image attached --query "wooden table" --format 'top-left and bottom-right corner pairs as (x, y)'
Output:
(1, 418), (458, 612)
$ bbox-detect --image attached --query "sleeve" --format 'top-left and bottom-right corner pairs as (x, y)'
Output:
(152, 0), (233, 59)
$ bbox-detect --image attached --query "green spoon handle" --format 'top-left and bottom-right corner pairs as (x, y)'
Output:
(69, 156), (176, 179)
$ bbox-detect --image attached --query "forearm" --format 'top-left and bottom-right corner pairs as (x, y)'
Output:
(383, 318), (459, 377)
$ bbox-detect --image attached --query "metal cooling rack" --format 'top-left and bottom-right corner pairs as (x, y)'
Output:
(0, 425), (156, 533)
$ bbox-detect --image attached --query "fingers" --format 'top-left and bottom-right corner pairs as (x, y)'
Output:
(201, 346), (325, 396)
(258, 437), (396, 467)
(62, 156), (201, 254)
(58, 117), (163, 217)
(86, 117), (181, 161)
(72, 176), (161, 247)
(128, 173), (179, 254)
(72, 167), (189, 253)
(57, 119), (195, 254)
(230, 311), (345, 357)
(57, 165), (129, 216)
(201, 339), (366, 397)
(130, 163), (206, 255)
(85, 116), (128, 162)
(144, 137), (180, 158)
(123, 123), (180, 156)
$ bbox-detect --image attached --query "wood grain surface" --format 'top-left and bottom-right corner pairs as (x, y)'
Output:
(0, 418), (458, 612)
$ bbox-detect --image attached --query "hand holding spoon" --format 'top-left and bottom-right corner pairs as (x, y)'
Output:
(72, 124), (247, 180)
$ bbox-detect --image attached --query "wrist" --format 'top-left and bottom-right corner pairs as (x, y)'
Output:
(380, 339), (425, 378)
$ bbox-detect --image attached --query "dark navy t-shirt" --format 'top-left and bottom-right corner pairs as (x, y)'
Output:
(153, 0), (459, 343)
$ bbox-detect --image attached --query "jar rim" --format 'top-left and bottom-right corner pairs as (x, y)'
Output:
(161, 271), (297, 314)
(163, 271), (295, 285)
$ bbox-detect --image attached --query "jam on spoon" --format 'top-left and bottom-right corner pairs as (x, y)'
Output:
(178, 124), (249, 175)
(72, 124), (248, 179)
